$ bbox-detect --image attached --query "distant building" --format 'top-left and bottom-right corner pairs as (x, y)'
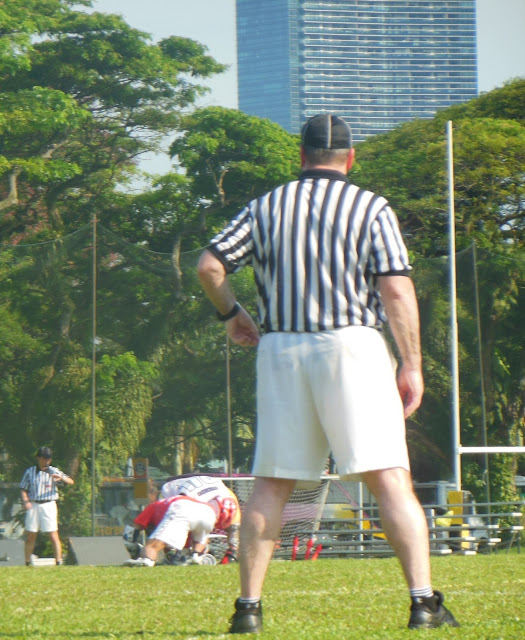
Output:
(236, 0), (478, 142)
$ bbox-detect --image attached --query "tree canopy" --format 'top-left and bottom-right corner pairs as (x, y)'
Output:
(351, 81), (525, 492)
(0, 0), (227, 530)
(0, 0), (224, 238)
(0, 0), (523, 532)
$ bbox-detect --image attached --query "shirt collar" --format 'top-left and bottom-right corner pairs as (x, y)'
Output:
(299, 168), (350, 183)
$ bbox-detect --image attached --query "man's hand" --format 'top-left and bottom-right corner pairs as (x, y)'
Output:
(198, 250), (261, 347)
(396, 363), (424, 418)
(226, 309), (260, 347)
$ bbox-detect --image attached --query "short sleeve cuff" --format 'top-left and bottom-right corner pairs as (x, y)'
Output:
(376, 268), (412, 277)
(207, 244), (236, 274)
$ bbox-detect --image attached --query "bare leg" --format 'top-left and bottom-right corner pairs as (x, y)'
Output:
(239, 477), (296, 599)
(193, 542), (207, 554)
(141, 538), (166, 562)
(24, 531), (37, 564)
(362, 467), (431, 589)
(48, 530), (62, 562)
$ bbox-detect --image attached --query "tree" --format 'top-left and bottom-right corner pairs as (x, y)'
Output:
(120, 109), (301, 474)
(0, 0), (225, 239)
(0, 1), (85, 73)
(170, 107), (301, 215)
(0, 1), (227, 531)
(352, 80), (525, 256)
(351, 80), (525, 497)
(2, 13), (523, 521)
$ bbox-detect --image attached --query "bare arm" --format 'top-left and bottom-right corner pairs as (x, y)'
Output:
(21, 489), (32, 510)
(50, 469), (74, 485)
(197, 249), (260, 347)
(377, 275), (424, 418)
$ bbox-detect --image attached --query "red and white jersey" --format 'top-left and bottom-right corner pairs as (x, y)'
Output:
(134, 497), (177, 530)
(133, 495), (217, 531)
(161, 476), (239, 530)
(161, 476), (230, 502)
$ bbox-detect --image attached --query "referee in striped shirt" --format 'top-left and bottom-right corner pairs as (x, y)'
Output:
(198, 114), (458, 633)
(20, 446), (74, 566)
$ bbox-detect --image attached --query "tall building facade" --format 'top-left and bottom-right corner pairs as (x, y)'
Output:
(236, 0), (478, 142)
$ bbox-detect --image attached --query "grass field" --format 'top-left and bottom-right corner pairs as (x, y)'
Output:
(0, 553), (523, 639)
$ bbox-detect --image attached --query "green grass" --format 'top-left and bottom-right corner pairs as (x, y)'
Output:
(1, 553), (523, 639)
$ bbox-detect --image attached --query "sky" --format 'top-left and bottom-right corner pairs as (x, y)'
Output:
(92, 0), (525, 102)
(92, 0), (239, 109)
(91, 0), (525, 173)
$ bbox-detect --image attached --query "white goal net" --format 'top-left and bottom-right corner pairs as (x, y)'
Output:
(230, 476), (330, 559)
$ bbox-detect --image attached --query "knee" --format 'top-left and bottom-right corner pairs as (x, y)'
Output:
(147, 538), (166, 551)
(363, 467), (414, 500)
(251, 477), (295, 506)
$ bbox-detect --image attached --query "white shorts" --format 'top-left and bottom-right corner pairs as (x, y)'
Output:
(25, 501), (58, 533)
(150, 499), (216, 550)
(253, 326), (410, 486)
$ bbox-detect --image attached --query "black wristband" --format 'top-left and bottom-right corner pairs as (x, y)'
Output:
(217, 302), (242, 322)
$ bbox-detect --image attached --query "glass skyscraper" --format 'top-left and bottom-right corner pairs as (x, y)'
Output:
(236, 0), (478, 142)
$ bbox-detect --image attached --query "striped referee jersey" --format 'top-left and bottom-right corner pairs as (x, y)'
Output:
(208, 169), (411, 333)
(20, 465), (65, 501)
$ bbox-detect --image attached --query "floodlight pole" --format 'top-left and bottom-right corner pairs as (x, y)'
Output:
(447, 121), (462, 491)
(91, 214), (97, 536)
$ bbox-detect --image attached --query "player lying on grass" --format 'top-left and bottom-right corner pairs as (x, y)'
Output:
(123, 490), (238, 567)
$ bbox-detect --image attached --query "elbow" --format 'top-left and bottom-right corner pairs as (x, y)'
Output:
(378, 275), (415, 302)
(196, 251), (209, 278)
(197, 250), (225, 284)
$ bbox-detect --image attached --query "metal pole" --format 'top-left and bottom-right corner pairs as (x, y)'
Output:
(358, 481), (364, 552)
(446, 121), (462, 491)
(91, 215), (97, 536)
(226, 336), (234, 482)
(472, 243), (491, 509)
(459, 446), (525, 454)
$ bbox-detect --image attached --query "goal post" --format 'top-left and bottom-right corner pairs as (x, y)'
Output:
(231, 476), (330, 557)
(458, 447), (525, 454)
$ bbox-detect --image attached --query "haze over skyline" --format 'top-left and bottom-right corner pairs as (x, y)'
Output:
(92, 0), (525, 175)
(93, 0), (525, 108)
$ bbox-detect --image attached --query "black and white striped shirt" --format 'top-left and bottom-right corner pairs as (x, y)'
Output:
(209, 169), (411, 333)
(20, 465), (66, 501)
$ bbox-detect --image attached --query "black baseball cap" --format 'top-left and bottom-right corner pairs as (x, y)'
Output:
(301, 114), (352, 150)
(37, 446), (53, 458)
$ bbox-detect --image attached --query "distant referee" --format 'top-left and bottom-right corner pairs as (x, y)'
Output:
(20, 446), (74, 566)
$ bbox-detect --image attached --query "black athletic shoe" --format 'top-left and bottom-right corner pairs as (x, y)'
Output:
(228, 598), (263, 634)
(408, 590), (460, 629)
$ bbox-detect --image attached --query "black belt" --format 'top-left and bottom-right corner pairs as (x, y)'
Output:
(34, 500), (53, 504)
